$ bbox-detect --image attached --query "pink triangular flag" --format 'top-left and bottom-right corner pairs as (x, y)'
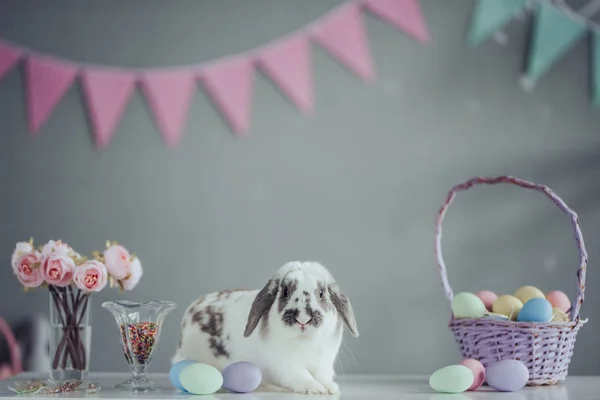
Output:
(362, 0), (430, 43)
(81, 68), (136, 149)
(141, 70), (196, 146)
(257, 34), (313, 114)
(311, 3), (374, 81)
(26, 56), (78, 134)
(199, 57), (254, 136)
(0, 42), (22, 80)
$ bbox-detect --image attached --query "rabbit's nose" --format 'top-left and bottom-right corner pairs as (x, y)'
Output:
(295, 317), (312, 325)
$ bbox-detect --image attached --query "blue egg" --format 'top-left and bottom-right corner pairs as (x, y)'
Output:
(222, 361), (262, 393)
(169, 360), (197, 390)
(517, 297), (553, 322)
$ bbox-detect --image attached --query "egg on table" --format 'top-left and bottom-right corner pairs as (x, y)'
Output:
(486, 359), (529, 392)
(492, 295), (523, 320)
(517, 298), (553, 323)
(451, 292), (487, 319)
(222, 361), (262, 393)
(429, 365), (474, 393)
(514, 285), (545, 304)
(179, 362), (223, 395)
(459, 359), (485, 391)
(169, 360), (197, 391)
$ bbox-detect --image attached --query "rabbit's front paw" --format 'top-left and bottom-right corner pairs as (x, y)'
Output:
(287, 379), (328, 395)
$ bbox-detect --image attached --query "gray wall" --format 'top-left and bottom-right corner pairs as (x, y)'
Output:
(1, 0), (599, 376)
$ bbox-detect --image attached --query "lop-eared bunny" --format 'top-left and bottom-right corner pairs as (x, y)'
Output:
(172, 261), (359, 394)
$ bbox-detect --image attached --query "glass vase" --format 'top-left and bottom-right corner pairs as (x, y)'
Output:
(102, 300), (176, 391)
(48, 285), (91, 382)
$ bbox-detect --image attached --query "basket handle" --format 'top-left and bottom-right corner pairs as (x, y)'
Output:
(434, 175), (588, 322)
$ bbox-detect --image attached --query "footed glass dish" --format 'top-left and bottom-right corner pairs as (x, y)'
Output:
(102, 300), (176, 391)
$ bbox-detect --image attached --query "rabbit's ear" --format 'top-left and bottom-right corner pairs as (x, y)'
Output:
(244, 278), (279, 337)
(328, 283), (359, 337)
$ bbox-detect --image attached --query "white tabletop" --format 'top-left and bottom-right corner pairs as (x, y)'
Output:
(0, 372), (597, 399)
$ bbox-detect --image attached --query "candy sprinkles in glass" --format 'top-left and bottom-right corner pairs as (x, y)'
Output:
(102, 301), (176, 391)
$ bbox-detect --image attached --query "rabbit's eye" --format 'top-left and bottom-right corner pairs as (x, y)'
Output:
(319, 289), (324, 298)
(283, 288), (289, 298)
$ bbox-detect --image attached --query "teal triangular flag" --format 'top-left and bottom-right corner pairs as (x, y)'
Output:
(467, 0), (527, 46)
(592, 31), (600, 106)
(526, 3), (587, 81)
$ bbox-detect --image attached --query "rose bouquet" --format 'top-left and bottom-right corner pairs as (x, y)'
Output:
(11, 238), (143, 379)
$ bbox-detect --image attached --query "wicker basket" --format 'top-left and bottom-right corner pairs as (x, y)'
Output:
(434, 176), (588, 386)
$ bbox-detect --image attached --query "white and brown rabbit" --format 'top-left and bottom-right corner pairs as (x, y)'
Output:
(172, 261), (359, 395)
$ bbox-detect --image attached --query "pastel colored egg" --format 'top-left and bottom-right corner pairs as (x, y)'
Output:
(486, 359), (529, 392)
(551, 307), (570, 322)
(222, 361), (262, 393)
(517, 298), (553, 323)
(451, 292), (487, 319)
(429, 365), (473, 393)
(459, 359), (485, 391)
(546, 290), (570, 313)
(475, 290), (497, 311)
(492, 295), (523, 320)
(169, 360), (197, 391)
(179, 363), (223, 395)
(514, 286), (545, 304)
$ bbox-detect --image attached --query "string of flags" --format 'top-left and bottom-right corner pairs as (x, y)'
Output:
(467, 0), (599, 102)
(0, 0), (429, 150)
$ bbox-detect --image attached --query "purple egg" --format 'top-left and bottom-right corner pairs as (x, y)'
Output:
(222, 361), (262, 393)
(486, 359), (529, 392)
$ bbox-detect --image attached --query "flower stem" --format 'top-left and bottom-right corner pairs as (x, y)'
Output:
(50, 285), (88, 372)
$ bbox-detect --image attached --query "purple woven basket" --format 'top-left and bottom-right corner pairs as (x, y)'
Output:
(434, 176), (588, 386)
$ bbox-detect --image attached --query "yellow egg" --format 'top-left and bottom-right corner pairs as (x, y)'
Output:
(514, 286), (545, 304)
(551, 307), (569, 322)
(492, 295), (523, 320)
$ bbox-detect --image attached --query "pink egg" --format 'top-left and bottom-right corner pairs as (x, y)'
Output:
(546, 290), (570, 312)
(475, 290), (497, 311)
(460, 359), (485, 391)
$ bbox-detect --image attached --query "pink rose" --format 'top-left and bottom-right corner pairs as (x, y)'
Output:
(14, 252), (44, 288)
(74, 260), (108, 293)
(103, 245), (131, 279)
(121, 257), (143, 291)
(41, 253), (75, 287)
(11, 242), (33, 273)
(41, 240), (72, 258)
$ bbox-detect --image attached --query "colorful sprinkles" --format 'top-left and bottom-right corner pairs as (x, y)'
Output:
(120, 322), (159, 365)
(34, 380), (82, 395)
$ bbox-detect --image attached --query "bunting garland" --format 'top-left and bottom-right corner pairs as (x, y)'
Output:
(0, 0), (429, 149)
(466, 0), (600, 105)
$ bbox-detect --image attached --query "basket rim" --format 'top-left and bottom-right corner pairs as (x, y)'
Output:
(434, 175), (588, 323)
(448, 316), (588, 330)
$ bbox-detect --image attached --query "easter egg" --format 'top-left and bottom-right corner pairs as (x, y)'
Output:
(429, 365), (473, 393)
(546, 290), (570, 313)
(475, 290), (497, 311)
(222, 361), (262, 393)
(459, 359), (485, 391)
(179, 363), (223, 395)
(486, 359), (529, 392)
(517, 298), (553, 322)
(492, 295), (523, 320)
(551, 307), (569, 322)
(514, 286), (545, 304)
(451, 292), (487, 319)
(169, 360), (197, 391)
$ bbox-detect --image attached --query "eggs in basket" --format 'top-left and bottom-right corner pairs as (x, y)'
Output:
(451, 286), (570, 323)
